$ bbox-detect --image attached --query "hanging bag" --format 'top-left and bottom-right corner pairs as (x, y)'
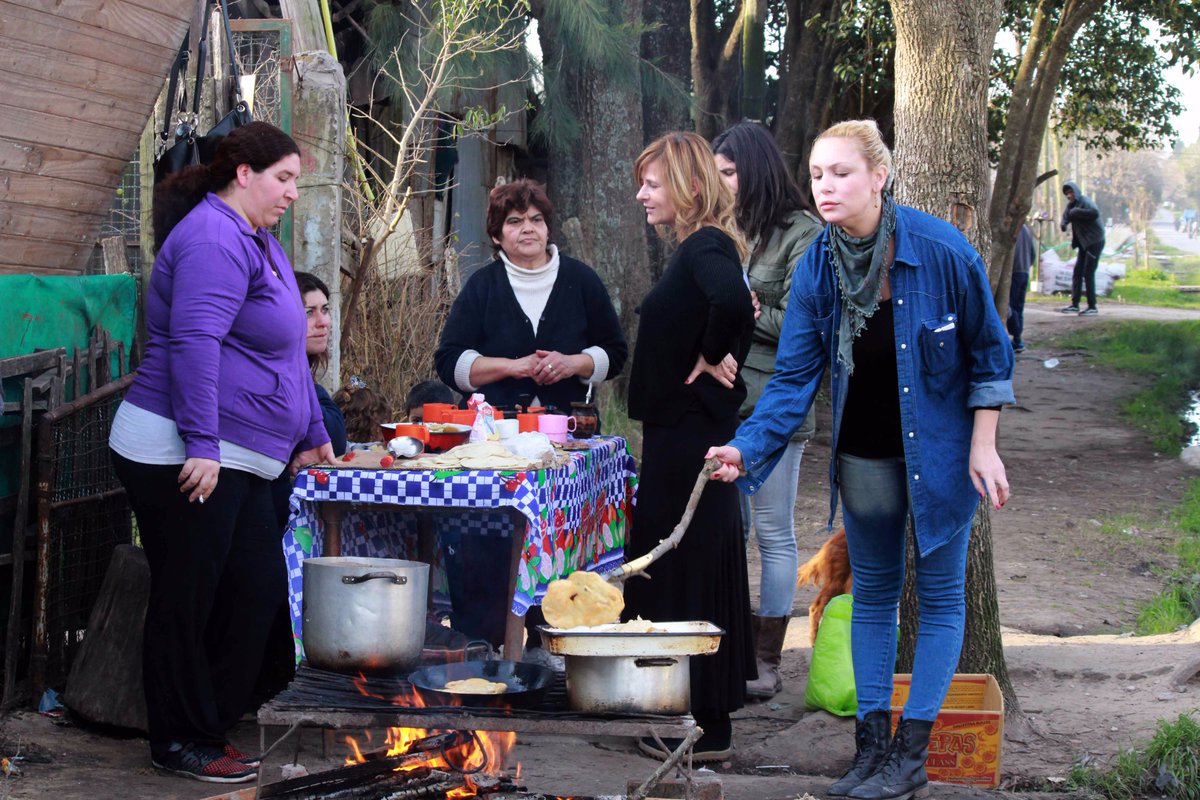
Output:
(154, 0), (252, 182)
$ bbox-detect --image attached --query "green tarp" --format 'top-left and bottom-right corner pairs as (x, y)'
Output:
(1, 274), (137, 550)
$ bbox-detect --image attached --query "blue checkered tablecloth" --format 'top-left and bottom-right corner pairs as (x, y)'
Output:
(283, 436), (638, 654)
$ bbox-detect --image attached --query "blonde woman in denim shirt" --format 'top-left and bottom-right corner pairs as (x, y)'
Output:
(709, 120), (1014, 800)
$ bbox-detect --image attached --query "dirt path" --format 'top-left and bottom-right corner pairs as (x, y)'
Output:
(2, 303), (1200, 799)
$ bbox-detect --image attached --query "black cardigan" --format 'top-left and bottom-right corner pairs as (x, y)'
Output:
(434, 255), (628, 410)
(627, 227), (756, 426)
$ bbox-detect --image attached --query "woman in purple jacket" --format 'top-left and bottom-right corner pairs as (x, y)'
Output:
(108, 122), (333, 784)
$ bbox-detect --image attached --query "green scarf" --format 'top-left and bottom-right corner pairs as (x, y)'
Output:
(829, 190), (897, 375)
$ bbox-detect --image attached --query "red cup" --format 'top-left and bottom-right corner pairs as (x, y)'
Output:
(444, 409), (473, 426)
(517, 413), (540, 433)
(422, 403), (455, 423)
(380, 422), (429, 442)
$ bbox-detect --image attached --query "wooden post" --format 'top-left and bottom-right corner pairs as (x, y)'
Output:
(2, 378), (34, 709)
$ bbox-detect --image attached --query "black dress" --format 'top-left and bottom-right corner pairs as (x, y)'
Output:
(624, 227), (757, 717)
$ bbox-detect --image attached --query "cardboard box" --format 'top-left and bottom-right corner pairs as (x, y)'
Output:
(890, 673), (1004, 788)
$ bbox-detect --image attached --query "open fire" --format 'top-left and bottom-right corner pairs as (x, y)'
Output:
(341, 674), (519, 798)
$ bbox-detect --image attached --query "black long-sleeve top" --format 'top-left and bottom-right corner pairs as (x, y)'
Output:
(434, 255), (627, 410)
(627, 226), (756, 426)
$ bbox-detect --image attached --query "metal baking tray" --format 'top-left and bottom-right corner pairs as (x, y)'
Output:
(536, 621), (724, 657)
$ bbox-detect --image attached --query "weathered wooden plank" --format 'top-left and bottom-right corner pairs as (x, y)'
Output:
(0, 201), (99, 246)
(0, 79), (148, 138)
(0, 35), (164, 104)
(0, 103), (140, 161)
(0, 0), (187, 61)
(0, 264), (82, 276)
(0, 233), (91, 270)
(0, 168), (119, 213)
(0, 137), (128, 187)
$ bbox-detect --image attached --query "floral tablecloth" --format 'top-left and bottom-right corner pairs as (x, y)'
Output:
(284, 436), (638, 649)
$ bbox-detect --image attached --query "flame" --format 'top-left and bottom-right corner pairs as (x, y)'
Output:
(342, 673), (517, 795)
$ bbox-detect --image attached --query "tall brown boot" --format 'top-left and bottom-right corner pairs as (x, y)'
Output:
(745, 614), (789, 699)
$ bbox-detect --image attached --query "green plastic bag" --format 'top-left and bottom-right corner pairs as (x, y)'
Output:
(804, 593), (857, 716)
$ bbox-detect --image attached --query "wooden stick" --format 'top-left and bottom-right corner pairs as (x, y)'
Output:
(613, 457), (721, 583)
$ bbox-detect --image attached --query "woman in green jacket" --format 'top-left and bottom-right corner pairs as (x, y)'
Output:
(712, 121), (822, 699)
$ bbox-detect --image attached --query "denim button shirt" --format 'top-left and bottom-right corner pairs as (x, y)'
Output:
(729, 205), (1015, 557)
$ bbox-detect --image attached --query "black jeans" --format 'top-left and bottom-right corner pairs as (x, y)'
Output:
(1071, 241), (1103, 309)
(111, 451), (285, 753)
(1007, 271), (1028, 344)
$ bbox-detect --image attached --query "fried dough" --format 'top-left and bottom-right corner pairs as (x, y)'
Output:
(541, 569), (624, 628)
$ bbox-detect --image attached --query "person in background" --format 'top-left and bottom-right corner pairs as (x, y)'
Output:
(627, 131), (757, 762)
(404, 379), (456, 422)
(332, 377), (392, 446)
(712, 120), (823, 700)
(433, 179), (627, 656)
(257, 272), (349, 704)
(1059, 180), (1105, 316)
(108, 122), (334, 784)
(708, 120), (1013, 799)
(434, 179), (627, 413)
(1007, 223), (1036, 353)
(294, 272), (347, 455)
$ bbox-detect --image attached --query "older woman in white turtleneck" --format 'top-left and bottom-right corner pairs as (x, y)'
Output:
(435, 179), (627, 413)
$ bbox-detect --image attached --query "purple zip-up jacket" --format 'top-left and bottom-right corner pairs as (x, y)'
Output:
(124, 193), (328, 463)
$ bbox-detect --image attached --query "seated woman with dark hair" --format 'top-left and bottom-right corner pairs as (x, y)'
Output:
(434, 179), (628, 412)
(294, 272), (347, 455)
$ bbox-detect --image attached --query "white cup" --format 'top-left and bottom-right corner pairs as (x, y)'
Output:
(495, 418), (520, 439)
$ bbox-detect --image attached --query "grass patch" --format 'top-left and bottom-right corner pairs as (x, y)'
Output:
(1110, 268), (1200, 310)
(1067, 712), (1200, 800)
(1135, 478), (1200, 634)
(1056, 320), (1200, 454)
(1054, 321), (1200, 634)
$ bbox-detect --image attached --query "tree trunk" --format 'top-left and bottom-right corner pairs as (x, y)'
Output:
(740, 0), (766, 122)
(890, 0), (1000, 257)
(773, 0), (842, 184)
(691, 0), (744, 141)
(536, 0), (650, 372)
(897, 504), (1020, 717)
(888, 0), (1023, 719)
(986, 0), (1104, 321)
(641, 0), (691, 285)
(641, 0), (692, 141)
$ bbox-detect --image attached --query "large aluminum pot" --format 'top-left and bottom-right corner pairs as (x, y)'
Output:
(564, 655), (691, 715)
(303, 557), (429, 674)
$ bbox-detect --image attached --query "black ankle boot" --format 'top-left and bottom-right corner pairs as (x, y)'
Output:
(827, 711), (892, 797)
(848, 717), (934, 800)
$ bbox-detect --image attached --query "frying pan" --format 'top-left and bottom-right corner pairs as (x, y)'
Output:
(407, 659), (554, 709)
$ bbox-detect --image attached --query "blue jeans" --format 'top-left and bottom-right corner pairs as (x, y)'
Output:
(741, 439), (806, 617)
(837, 453), (971, 722)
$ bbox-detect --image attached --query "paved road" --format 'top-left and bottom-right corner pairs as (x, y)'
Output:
(1153, 207), (1200, 256)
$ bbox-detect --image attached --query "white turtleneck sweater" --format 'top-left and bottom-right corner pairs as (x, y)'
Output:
(454, 245), (610, 396)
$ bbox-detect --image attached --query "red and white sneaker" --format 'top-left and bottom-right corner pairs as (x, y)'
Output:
(151, 742), (257, 783)
(224, 742), (262, 767)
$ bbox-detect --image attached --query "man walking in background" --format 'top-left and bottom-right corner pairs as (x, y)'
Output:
(1008, 222), (1035, 352)
(1060, 180), (1105, 316)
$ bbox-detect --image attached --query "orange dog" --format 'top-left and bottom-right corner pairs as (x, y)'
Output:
(796, 528), (853, 644)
